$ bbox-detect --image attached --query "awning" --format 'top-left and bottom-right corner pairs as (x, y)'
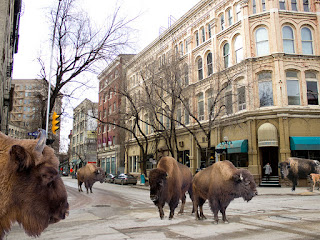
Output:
(258, 123), (278, 147)
(71, 159), (81, 165)
(216, 139), (248, 154)
(290, 137), (320, 150)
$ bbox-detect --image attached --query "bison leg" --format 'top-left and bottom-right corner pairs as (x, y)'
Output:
(78, 181), (83, 192)
(292, 178), (297, 191)
(188, 185), (194, 213)
(220, 205), (229, 223)
(84, 182), (90, 194)
(198, 198), (206, 220)
(178, 194), (186, 214)
(209, 198), (219, 224)
(169, 197), (179, 220)
(157, 204), (165, 219)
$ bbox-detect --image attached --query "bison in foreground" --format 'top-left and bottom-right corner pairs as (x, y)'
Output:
(0, 130), (69, 239)
(77, 163), (105, 194)
(279, 157), (320, 191)
(149, 156), (193, 219)
(192, 160), (257, 224)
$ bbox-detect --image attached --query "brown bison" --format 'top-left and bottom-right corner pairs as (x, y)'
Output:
(149, 156), (193, 220)
(77, 163), (106, 194)
(193, 160), (257, 224)
(309, 173), (320, 192)
(279, 157), (320, 191)
(0, 130), (69, 239)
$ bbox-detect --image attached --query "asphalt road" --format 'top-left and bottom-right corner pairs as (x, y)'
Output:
(5, 177), (320, 240)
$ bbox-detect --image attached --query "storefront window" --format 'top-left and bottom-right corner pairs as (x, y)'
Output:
(229, 153), (249, 167)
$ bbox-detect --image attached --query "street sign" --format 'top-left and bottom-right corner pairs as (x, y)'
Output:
(28, 131), (39, 137)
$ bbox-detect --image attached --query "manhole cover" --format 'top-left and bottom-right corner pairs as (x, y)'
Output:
(93, 204), (111, 208)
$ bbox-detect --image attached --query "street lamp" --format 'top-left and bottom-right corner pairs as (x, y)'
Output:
(221, 136), (233, 160)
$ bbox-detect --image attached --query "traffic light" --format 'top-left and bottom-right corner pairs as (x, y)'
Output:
(51, 112), (60, 134)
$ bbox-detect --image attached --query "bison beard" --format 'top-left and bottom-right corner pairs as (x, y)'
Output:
(149, 156), (193, 220)
(193, 161), (257, 224)
(0, 130), (69, 239)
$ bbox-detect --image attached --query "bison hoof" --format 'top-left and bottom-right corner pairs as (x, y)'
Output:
(223, 220), (229, 224)
(213, 220), (219, 224)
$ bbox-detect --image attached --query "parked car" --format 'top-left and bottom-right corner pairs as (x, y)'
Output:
(62, 171), (68, 176)
(114, 173), (137, 185)
(105, 173), (115, 183)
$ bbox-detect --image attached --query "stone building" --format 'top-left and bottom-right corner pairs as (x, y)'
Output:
(97, 54), (135, 175)
(124, 0), (320, 185)
(70, 98), (98, 172)
(0, 0), (21, 134)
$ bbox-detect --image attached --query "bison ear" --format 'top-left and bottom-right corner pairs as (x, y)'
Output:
(10, 145), (34, 172)
(94, 169), (101, 175)
(40, 166), (58, 186)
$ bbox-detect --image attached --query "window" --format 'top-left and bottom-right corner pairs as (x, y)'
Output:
(282, 26), (295, 54)
(303, 0), (309, 11)
(184, 64), (189, 85)
(179, 42), (184, 56)
(253, 0), (257, 13)
(184, 99), (190, 125)
(291, 0), (297, 10)
(207, 90), (214, 118)
(256, 27), (270, 56)
(228, 9), (232, 26)
(220, 14), (225, 31)
(262, 0), (266, 11)
(198, 58), (203, 80)
(185, 40), (189, 53)
(145, 114), (148, 135)
(286, 71), (300, 105)
(236, 4), (242, 21)
(301, 27), (313, 55)
(223, 43), (230, 68)
(207, 53), (213, 76)
(176, 103), (182, 125)
(306, 72), (319, 105)
(279, 0), (286, 10)
(225, 85), (233, 115)
(208, 24), (212, 38)
(238, 86), (246, 111)
(198, 93), (204, 121)
(201, 27), (205, 43)
(234, 35), (243, 63)
(195, 31), (199, 46)
(258, 72), (274, 107)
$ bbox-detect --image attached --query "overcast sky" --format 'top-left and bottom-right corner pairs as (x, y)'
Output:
(12, 0), (199, 151)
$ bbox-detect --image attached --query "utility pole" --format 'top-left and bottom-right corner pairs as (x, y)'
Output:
(45, 0), (62, 136)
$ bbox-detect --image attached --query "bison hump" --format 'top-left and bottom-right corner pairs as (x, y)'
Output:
(214, 161), (237, 181)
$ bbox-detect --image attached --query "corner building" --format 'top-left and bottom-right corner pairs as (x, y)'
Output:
(125, 0), (320, 185)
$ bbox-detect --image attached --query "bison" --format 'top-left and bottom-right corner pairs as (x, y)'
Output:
(0, 129), (69, 239)
(309, 173), (320, 192)
(77, 163), (105, 194)
(149, 156), (193, 220)
(192, 160), (257, 224)
(279, 157), (320, 191)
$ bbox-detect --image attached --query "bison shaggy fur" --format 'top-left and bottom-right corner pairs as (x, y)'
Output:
(77, 163), (106, 194)
(279, 157), (320, 191)
(0, 131), (69, 239)
(149, 156), (193, 219)
(192, 160), (257, 223)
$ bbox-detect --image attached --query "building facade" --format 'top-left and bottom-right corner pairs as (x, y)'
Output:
(0, 0), (21, 134)
(70, 98), (98, 172)
(124, 0), (320, 185)
(97, 54), (135, 175)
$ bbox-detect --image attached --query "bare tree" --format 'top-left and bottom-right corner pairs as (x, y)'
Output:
(37, 0), (136, 129)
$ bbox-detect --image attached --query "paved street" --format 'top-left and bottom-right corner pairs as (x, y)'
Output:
(5, 176), (320, 240)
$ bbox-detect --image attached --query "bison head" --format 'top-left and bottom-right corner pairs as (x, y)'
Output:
(94, 167), (106, 183)
(149, 169), (168, 203)
(279, 162), (290, 179)
(6, 130), (69, 237)
(233, 169), (257, 202)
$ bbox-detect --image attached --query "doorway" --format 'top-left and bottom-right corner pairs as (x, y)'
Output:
(260, 147), (278, 176)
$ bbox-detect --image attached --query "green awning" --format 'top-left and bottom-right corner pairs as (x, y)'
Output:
(290, 137), (320, 150)
(216, 139), (248, 154)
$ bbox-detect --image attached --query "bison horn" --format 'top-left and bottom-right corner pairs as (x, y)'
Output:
(240, 173), (243, 181)
(35, 129), (47, 153)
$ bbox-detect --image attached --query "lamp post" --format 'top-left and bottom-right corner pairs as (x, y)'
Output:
(222, 136), (233, 160)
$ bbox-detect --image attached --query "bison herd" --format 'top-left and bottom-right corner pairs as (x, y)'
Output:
(1, 130), (320, 239)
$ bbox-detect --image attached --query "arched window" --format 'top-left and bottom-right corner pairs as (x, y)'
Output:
(301, 27), (313, 55)
(286, 71), (300, 105)
(306, 71), (319, 105)
(198, 93), (204, 121)
(207, 53), (213, 76)
(220, 14), (225, 31)
(258, 72), (273, 107)
(255, 27), (270, 56)
(198, 58), (203, 80)
(282, 26), (295, 54)
(234, 35), (243, 63)
(223, 43), (230, 68)
(184, 64), (189, 85)
(201, 27), (205, 43)
(195, 31), (199, 46)
(236, 4), (242, 21)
